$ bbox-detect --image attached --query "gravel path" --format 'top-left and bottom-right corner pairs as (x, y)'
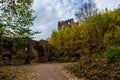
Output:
(1, 63), (80, 80)
(38, 63), (68, 80)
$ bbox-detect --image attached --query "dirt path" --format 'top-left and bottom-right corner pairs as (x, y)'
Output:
(29, 63), (80, 80)
(37, 63), (68, 80)
(1, 63), (80, 80)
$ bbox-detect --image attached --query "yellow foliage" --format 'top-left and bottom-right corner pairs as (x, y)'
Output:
(48, 7), (120, 56)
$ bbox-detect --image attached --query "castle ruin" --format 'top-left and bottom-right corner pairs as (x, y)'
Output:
(58, 18), (75, 31)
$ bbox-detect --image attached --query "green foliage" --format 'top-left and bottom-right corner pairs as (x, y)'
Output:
(106, 45), (117, 64)
(31, 49), (39, 62)
(33, 49), (39, 58)
(0, 0), (39, 45)
(0, 75), (7, 80)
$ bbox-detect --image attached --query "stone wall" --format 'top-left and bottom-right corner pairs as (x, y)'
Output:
(0, 38), (53, 65)
(0, 38), (33, 66)
(0, 46), (26, 66)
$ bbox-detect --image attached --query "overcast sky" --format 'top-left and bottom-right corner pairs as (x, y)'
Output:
(32, 0), (120, 40)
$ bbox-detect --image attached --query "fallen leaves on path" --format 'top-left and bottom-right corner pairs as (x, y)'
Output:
(0, 63), (80, 80)
(0, 64), (38, 80)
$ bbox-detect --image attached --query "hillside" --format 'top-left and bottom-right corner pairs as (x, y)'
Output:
(48, 7), (120, 79)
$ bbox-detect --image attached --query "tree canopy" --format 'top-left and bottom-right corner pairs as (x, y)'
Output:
(75, 0), (97, 23)
(0, 0), (38, 41)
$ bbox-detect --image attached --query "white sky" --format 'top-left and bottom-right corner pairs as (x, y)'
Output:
(32, 0), (120, 40)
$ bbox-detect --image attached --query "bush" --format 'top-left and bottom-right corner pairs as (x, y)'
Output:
(106, 45), (117, 64)
(0, 75), (7, 80)
(32, 49), (38, 62)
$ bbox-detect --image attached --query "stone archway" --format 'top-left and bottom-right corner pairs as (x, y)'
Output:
(32, 44), (45, 63)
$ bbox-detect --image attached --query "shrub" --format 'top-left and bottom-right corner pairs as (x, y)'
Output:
(0, 75), (7, 80)
(33, 49), (38, 58)
(106, 45), (117, 64)
(32, 49), (38, 62)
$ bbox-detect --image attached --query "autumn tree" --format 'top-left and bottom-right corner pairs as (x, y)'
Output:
(49, 7), (120, 62)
